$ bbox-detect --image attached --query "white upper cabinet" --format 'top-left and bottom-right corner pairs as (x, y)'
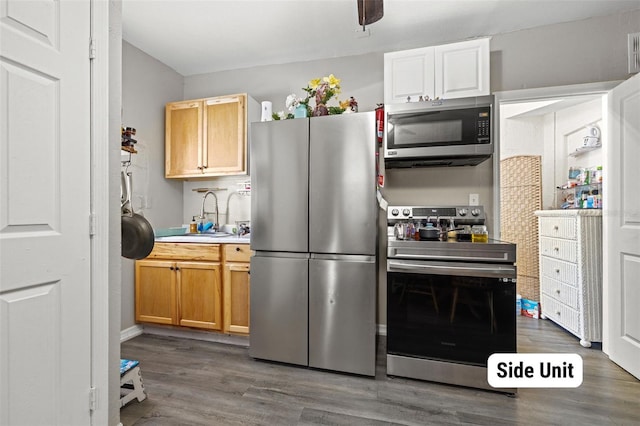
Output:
(384, 38), (490, 104)
(384, 46), (435, 104)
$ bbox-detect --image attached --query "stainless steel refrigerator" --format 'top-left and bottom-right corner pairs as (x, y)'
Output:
(249, 112), (377, 376)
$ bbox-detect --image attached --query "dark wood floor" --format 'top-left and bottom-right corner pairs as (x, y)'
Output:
(120, 317), (640, 425)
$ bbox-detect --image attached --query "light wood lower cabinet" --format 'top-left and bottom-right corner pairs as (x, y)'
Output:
(135, 242), (250, 335)
(222, 244), (251, 335)
(177, 261), (222, 330)
(135, 260), (177, 325)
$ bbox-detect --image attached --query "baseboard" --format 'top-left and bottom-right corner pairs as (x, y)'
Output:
(142, 324), (250, 347)
(120, 325), (144, 343)
(122, 323), (385, 344)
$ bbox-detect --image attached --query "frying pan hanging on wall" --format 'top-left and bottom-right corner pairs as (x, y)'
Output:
(121, 170), (154, 260)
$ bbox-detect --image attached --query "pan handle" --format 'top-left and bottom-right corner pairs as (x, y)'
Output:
(121, 170), (134, 216)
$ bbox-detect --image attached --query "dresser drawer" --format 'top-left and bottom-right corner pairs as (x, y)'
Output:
(538, 217), (576, 240)
(541, 294), (580, 335)
(541, 276), (579, 309)
(540, 237), (577, 263)
(540, 256), (578, 287)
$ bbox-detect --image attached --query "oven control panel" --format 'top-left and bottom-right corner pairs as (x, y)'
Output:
(388, 205), (485, 223)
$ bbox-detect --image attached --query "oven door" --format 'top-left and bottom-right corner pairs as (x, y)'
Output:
(387, 259), (516, 367)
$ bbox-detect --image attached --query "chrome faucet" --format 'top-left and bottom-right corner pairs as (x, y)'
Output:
(200, 190), (219, 231)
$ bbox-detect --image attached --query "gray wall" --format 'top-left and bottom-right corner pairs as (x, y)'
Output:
(120, 42), (184, 330)
(122, 9), (639, 330)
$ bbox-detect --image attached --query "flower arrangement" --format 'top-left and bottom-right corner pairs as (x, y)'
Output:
(273, 74), (349, 119)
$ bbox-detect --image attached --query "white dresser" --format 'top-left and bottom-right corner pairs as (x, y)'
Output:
(534, 210), (603, 347)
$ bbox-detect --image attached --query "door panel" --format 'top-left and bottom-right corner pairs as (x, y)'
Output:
(309, 256), (376, 376)
(178, 261), (222, 330)
(165, 101), (202, 176)
(605, 73), (640, 379)
(204, 95), (245, 171)
(310, 113), (377, 255)
(249, 254), (308, 366)
(250, 119), (309, 252)
(0, 1), (91, 424)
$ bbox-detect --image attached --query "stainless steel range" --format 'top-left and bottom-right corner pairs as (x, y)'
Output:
(386, 205), (517, 394)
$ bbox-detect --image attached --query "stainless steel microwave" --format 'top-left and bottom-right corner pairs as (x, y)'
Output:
(384, 95), (493, 168)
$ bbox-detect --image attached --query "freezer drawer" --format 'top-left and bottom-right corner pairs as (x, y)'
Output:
(309, 255), (376, 376)
(249, 253), (309, 366)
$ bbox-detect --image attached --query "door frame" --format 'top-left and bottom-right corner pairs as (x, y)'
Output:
(492, 81), (621, 239)
(90, 1), (121, 425)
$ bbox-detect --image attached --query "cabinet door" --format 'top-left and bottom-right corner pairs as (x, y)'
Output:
(223, 263), (250, 334)
(203, 94), (247, 176)
(384, 46), (435, 104)
(434, 38), (490, 99)
(165, 100), (203, 178)
(177, 261), (222, 330)
(135, 260), (178, 325)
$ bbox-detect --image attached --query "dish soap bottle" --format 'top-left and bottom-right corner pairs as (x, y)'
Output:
(189, 217), (198, 234)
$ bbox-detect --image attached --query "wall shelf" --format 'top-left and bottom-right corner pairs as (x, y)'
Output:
(569, 144), (601, 157)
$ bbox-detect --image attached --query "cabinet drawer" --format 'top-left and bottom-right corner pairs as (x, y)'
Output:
(223, 244), (251, 262)
(147, 243), (221, 261)
(541, 277), (579, 309)
(538, 217), (576, 240)
(540, 237), (576, 263)
(540, 256), (578, 287)
(541, 294), (580, 335)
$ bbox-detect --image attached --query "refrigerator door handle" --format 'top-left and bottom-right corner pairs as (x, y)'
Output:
(311, 253), (375, 263)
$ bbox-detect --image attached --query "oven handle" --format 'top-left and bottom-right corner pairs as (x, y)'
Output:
(387, 260), (517, 279)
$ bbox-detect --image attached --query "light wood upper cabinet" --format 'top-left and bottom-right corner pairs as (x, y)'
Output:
(384, 38), (490, 103)
(166, 93), (256, 179)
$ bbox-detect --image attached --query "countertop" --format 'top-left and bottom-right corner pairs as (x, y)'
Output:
(155, 234), (250, 244)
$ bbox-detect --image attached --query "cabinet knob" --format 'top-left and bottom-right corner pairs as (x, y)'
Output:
(555, 268), (560, 274)
(170, 266), (174, 270)
(556, 289), (561, 294)
(553, 225), (559, 231)
(235, 247), (241, 252)
(556, 311), (561, 316)
(553, 247), (559, 252)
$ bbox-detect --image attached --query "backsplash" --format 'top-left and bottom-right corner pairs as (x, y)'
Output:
(183, 176), (251, 228)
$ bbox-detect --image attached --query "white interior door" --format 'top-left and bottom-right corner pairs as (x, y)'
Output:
(0, 1), (92, 424)
(604, 72), (640, 379)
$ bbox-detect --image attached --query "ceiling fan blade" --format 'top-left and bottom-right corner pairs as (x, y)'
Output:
(357, 0), (384, 26)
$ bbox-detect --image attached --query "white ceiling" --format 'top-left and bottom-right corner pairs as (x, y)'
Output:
(122, 0), (640, 76)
